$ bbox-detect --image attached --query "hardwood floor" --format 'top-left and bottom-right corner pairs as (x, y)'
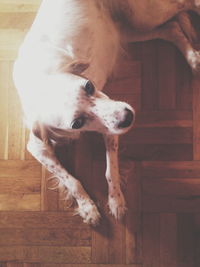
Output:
(0, 0), (200, 266)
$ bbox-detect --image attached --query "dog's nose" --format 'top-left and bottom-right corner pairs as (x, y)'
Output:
(118, 108), (134, 128)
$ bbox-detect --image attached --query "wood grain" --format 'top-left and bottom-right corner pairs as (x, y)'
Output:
(193, 78), (200, 160)
(0, 246), (91, 264)
(143, 213), (160, 267)
(160, 213), (177, 267)
(141, 41), (158, 110)
(157, 41), (176, 110)
(177, 214), (196, 267)
(0, 61), (9, 160)
(91, 161), (126, 264)
(0, 211), (89, 229)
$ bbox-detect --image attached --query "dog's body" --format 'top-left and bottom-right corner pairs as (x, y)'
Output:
(13, 0), (200, 225)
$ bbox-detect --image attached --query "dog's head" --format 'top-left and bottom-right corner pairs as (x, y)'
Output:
(32, 70), (135, 140)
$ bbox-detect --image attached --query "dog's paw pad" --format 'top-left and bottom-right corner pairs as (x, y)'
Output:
(108, 193), (127, 220)
(76, 201), (101, 226)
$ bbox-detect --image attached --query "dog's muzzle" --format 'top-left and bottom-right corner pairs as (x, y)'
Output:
(118, 108), (135, 129)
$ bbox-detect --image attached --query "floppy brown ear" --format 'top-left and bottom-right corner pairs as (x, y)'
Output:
(32, 121), (51, 146)
(67, 61), (90, 75)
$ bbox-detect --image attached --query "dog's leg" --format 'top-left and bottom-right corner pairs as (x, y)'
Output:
(27, 132), (100, 225)
(104, 135), (126, 220)
(123, 19), (200, 74)
(176, 12), (198, 43)
(160, 20), (200, 74)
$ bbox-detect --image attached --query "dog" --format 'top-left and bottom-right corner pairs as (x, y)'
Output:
(13, 0), (200, 225)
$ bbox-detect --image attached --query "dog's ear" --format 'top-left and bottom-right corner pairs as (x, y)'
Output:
(67, 61), (90, 75)
(32, 121), (51, 146)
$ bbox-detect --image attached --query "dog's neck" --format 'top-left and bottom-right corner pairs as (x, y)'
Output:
(46, 42), (109, 90)
(18, 0), (120, 91)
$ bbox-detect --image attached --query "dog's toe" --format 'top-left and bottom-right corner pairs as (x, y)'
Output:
(193, 57), (200, 75)
(76, 200), (101, 226)
(108, 193), (127, 220)
(188, 50), (200, 75)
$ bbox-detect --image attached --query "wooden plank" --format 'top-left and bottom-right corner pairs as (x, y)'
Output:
(0, 228), (91, 246)
(122, 127), (192, 144)
(0, 211), (89, 229)
(23, 264), (41, 267)
(106, 220), (126, 264)
(126, 214), (142, 264)
(0, 174), (40, 194)
(160, 213), (177, 267)
(143, 213), (160, 267)
(141, 161), (200, 179)
(193, 78), (200, 160)
(0, 160), (41, 194)
(141, 41), (158, 110)
(92, 222), (109, 264)
(0, 29), (27, 60)
(113, 60), (141, 81)
(143, 178), (200, 212)
(8, 62), (25, 160)
(177, 214), (196, 267)
(42, 265), (142, 267)
(194, 213), (200, 266)
(0, 194), (40, 211)
(135, 111), (192, 128)
(0, 160), (40, 178)
(92, 161), (126, 264)
(0, 1), (41, 13)
(92, 220), (126, 264)
(0, 13), (35, 30)
(6, 264), (23, 267)
(125, 162), (142, 264)
(104, 61), (141, 111)
(91, 134), (193, 161)
(0, 61), (9, 160)
(0, 246), (91, 264)
(104, 61), (141, 94)
(157, 41), (176, 110)
(121, 144), (193, 161)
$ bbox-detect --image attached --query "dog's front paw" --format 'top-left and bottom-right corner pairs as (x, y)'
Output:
(188, 50), (200, 75)
(108, 191), (127, 220)
(76, 200), (101, 226)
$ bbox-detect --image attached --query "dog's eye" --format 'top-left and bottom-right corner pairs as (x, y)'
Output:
(71, 117), (85, 129)
(84, 80), (95, 96)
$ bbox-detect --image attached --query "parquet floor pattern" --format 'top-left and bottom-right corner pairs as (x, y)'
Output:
(1, 1), (200, 266)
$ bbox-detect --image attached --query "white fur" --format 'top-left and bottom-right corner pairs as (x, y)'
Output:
(13, 0), (200, 225)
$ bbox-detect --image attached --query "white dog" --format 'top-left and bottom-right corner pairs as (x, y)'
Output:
(13, 0), (200, 225)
